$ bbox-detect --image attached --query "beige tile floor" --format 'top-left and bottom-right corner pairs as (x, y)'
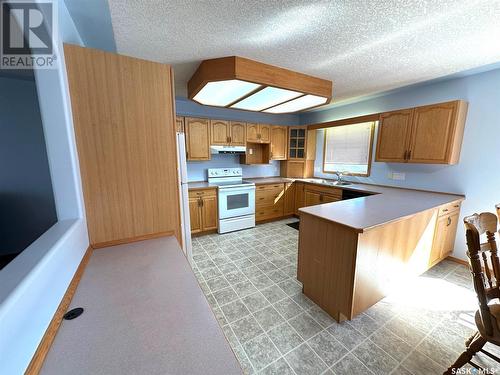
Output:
(191, 218), (500, 374)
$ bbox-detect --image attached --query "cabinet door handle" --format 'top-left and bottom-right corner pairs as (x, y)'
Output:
(447, 217), (452, 226)
(407, 150), (412, 160)
(229, 136), (232, 143)
(201, 198), (204, 207)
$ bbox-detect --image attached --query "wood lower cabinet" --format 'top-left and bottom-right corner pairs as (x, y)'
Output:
(375, 100), (468, 164)
(255, 183), (285, 222)
(304, 185), (342, 207)
(188, 188), (218, 234)
(430, 203), (461, 265)
(294, 182), (305, 215)
(298, 200), (463, 321)
(185, 117), (210, 161)
(284, 182), (295, 215)
(270, 126), (288, 160)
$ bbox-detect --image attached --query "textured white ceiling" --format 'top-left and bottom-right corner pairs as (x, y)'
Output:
(108, 0), (500, 108)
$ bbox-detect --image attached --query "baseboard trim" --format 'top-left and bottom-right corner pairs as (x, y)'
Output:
(447, 255), (468, 266)
(92, 231), (174, 249)
(25, 246), (93, 375)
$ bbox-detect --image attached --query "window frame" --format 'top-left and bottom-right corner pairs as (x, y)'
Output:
(322, 122), (376, 177)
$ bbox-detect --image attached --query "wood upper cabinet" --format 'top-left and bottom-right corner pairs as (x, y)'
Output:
(211, 119), (230, 145)
(376, 109), (413, 162)
(260, 124), (270, 143)
(246, 123), (270, 143)
(246, 123), (259, 142)
(64, 44), (181, 247)
(176, 116), (184, 133)
(188, 189), (217, 234)
(230, 121), (246, 146)
(410, 102), (466, 164)
(185, 117), (210, 161)
(375, 100), (468, 164)
(270, 126), (288, 160)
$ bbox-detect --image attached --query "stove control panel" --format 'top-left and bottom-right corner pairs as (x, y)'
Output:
(208, 168), (243, 178)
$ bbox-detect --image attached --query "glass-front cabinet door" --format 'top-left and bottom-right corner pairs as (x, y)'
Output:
(289, 127), (306, 159)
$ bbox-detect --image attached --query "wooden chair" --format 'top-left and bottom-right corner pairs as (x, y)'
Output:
(445, 212), (500, 374)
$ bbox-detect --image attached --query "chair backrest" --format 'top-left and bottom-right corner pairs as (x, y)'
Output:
(464, 212), (499, 336)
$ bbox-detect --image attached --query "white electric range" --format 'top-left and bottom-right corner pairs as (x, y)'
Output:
(207, 168), (256, 234)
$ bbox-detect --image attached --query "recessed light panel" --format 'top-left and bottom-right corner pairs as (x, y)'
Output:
(264, 94), (328, 113)
(230, 87), (303, 111)
(193, 79), (261, 107)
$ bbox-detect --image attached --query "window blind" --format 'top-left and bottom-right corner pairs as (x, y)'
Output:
(323, 122), (374, 175)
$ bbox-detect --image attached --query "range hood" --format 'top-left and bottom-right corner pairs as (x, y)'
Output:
(210, 145), (246, 154)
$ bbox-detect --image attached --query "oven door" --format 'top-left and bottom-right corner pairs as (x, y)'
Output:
(218, 186), (255, 220)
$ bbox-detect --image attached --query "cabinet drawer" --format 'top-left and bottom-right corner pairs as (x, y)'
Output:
(256, 183), (283, 191)
(256, 203), (284, 221)
(304, 184), (342, 198)
(256, 184), (284, 207)
(438, 201), (461, 217)
(188, 188), (217, 198)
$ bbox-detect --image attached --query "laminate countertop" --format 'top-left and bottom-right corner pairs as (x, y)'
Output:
(41, 237), (242, 375)
(297, 180), (464, 233)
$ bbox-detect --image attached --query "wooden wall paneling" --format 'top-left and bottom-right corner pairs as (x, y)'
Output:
(64, 44), (181, 247)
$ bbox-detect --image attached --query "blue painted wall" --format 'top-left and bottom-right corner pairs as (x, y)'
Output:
(177, 97), (300, 181)
(0, 76), (57, 265)
(0, 2), (89, 374)
(63, 0), (116, 51)
(300, 67), (500, 259)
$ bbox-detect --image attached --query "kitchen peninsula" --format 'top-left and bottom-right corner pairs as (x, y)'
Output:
(296, 182), (464, 322)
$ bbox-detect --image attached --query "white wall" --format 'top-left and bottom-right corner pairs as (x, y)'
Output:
(301, 68), (500, 260)
(0, 1), (89, 374)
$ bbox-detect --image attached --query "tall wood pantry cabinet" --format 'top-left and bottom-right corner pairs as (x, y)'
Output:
(64, 44), (181, 247)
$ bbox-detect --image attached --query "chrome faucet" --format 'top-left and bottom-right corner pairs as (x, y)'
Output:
(334, 171), (344, 183)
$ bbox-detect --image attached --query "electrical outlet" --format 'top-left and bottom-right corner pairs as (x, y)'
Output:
(391, 172), (406, 181)
(249, 148), (253, 155)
